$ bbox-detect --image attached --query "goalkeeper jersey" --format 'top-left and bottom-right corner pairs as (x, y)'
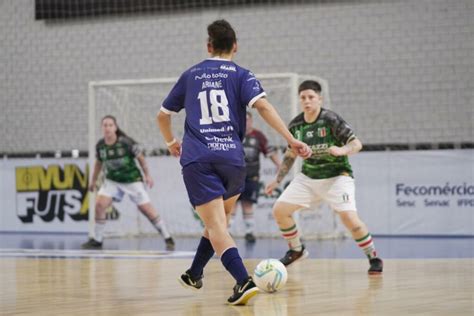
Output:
(288, 108), (356, 179)
(95, 136), (143, 183)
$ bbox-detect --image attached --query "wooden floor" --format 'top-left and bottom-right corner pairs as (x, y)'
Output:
(0, 256), (472, 315)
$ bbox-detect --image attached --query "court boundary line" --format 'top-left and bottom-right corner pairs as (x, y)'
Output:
(0, 248), (196, 260)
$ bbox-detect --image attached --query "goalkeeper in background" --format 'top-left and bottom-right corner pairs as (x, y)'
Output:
(265, 80), (383, 274)
(82, 115), (175, 251)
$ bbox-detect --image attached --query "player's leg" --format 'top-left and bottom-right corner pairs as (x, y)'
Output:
(179, 163), (222, 290)
(179, 163), (258, 304)
(337, 211), (382, 274)
(227, 199), (240, 232)
(82, 179), (120, 249)
(198, 197), (237, 254)
(180, 225), (214, 290)
(241, 178), (259, 243)
(219, 164), (259, 304)
(179, 194), (241, 290)
(137, 202), (175, 250)
(273, 173), (313, 266)
(327, 176), (383, 274)
(197, 196), (258, 305)
(273, 201), (308, 265)
(81, 194), (112, 249)
(125, 181), (175, 250)
(224, 194), (240, 224)
(241, 200), (256, 242)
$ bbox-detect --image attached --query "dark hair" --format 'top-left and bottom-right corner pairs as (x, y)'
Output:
(101, 115), (129, 139)
(298, 80), (322, 94)
(207, 19), (237, 54)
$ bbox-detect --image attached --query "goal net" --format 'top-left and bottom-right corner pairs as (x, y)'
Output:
(88, 73), (347, 239)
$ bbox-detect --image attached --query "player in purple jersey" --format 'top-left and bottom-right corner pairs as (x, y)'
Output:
(157, 20), (311, 305)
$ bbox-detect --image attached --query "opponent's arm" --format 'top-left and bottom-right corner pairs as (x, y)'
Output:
(276, 149), (298, 183)
(326, 112), (362, 157)
(328, 138), (362, 157)
(265, 149), (297, 195)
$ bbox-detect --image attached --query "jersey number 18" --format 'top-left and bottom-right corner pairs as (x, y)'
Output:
(198, 89), (230, 125)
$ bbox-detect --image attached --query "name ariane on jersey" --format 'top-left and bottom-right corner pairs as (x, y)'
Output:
(162, 58), (266, 167)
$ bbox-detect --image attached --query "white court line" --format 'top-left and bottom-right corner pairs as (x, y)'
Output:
(0, 248), (196, 259)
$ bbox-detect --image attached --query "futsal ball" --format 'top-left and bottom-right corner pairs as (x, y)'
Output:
(253, 259), (288, 293)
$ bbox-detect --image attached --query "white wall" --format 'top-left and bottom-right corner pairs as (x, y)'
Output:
(1, 0), (473, 152)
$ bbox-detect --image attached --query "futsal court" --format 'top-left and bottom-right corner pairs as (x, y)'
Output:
(1, 1), (473, 315)
(0, 234), (472, 315)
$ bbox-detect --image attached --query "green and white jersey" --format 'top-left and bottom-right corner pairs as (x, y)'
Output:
(288, 108), (356, 179)
(95, 136), (143, 183)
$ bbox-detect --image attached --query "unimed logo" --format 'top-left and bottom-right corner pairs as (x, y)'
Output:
(15, 164), (89, 223)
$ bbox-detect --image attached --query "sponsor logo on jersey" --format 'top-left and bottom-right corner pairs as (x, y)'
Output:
(317, 127), (327, 137)
(200, 126), (226, 133)
(207, 142), (237, 151)
(190, 67), (202, 73)
(310, 143), (329, 156)
(205, 136), (233, 142)
(220, 64), (236, 72)
(99, 149), (107, 159)
(194, 72), (228, 80)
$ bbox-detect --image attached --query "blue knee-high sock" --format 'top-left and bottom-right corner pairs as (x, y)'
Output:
(189, 236), (215, 278)
(221, 247), (248, 285)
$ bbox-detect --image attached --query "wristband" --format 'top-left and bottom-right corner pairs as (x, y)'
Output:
(165, 138), (177, 146)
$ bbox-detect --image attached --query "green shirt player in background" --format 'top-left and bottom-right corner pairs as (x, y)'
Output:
(82, 115), (175, 251)
(265, 80), (383, 274)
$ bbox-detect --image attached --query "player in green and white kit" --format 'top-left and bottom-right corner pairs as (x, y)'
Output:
(82, 115), (175, 250)
(265, 80), (383, 274)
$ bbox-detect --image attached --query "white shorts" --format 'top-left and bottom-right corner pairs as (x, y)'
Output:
(277, 173), (357, 212)
(98, 179), (150, 206)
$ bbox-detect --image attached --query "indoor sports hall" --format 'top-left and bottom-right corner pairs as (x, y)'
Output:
(1, 1), (472, 315)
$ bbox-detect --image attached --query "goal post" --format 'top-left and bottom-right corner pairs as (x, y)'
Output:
(87, 73), (344, 239)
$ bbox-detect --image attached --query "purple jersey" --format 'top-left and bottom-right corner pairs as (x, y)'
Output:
(161, 58), (266, 167)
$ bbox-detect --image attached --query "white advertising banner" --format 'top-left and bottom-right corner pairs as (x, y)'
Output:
(0, 150), (472, 236)
(0, 158), (90, 233)
(351, 150), (474, 236)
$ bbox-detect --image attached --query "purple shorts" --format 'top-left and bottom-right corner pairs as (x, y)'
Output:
(182, 162), (246, 207)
